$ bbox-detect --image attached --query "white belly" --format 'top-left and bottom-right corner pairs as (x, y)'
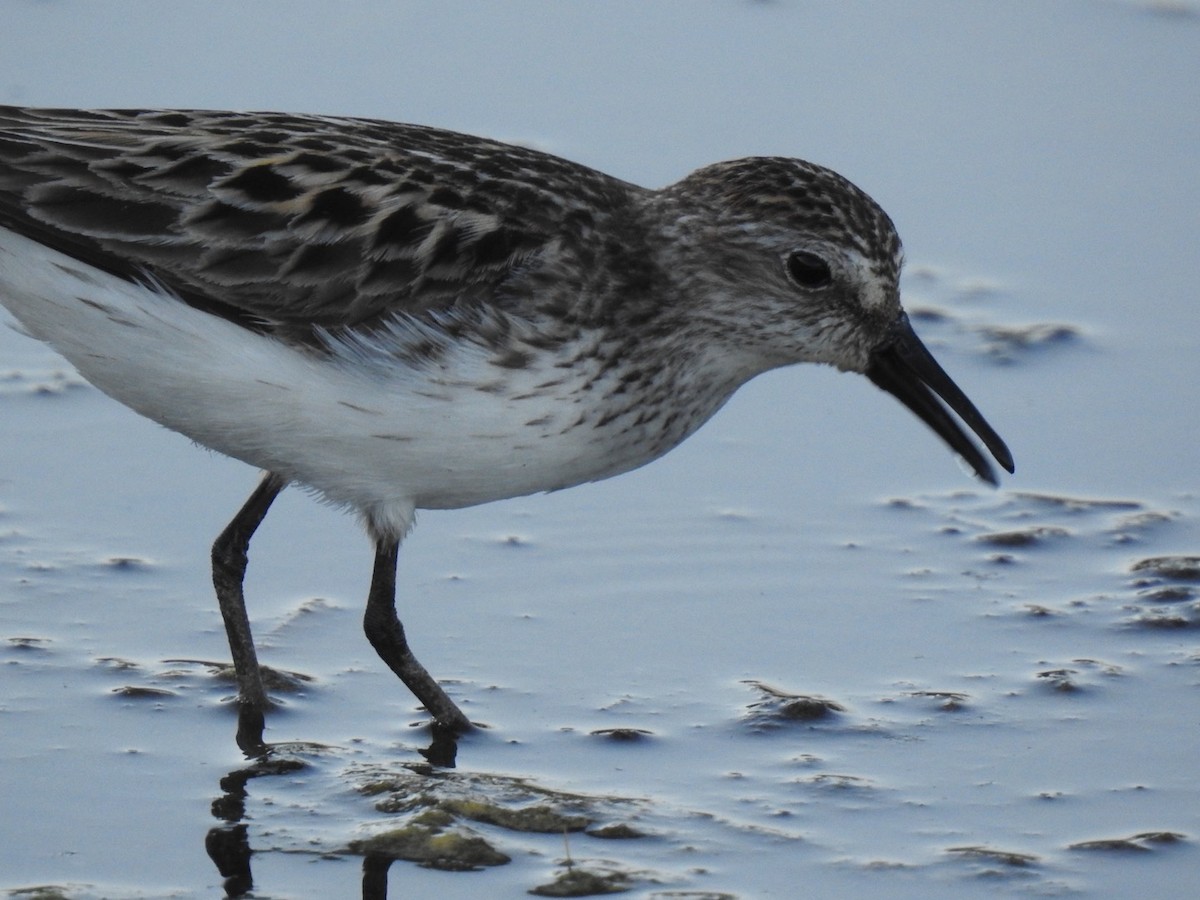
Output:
(0, 227), (724, 537)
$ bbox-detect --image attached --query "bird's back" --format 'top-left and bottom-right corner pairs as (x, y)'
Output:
(0, 106), (639, 340)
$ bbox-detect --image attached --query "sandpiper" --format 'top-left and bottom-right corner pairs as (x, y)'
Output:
(0, 107), (1012, 752)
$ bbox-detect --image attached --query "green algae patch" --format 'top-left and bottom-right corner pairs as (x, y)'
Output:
(529, 866), (634, 896)
(355, 767), (638, 834)
(348, 765), (649, 879)
(441, 798), (589, 833)
(349, 823), (510, 871)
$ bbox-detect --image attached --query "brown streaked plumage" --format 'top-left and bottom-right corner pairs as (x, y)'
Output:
(0, 107), (1012, 755)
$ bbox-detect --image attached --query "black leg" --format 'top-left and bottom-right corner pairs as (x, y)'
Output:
(363, 537), (472, 734)
(211, 471), (286, 755)
(362, 854), (393, 900)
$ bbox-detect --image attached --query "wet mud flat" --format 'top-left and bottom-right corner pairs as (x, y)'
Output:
(2, 2), (1199, 896)
(2, 455), (1197, 897)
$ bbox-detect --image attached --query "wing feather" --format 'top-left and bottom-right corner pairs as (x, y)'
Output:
(0, 107), (632, 337)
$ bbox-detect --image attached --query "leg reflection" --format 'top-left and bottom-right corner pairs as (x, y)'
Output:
(205, 729), (460, 897)
(206, 756), (306, 897)
(362, 854), (394, 900)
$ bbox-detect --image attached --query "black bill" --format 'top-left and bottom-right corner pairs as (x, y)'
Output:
(866, 312), (1015, 486)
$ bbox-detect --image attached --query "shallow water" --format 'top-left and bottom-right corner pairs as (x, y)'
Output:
(2, 1), (1199, 898)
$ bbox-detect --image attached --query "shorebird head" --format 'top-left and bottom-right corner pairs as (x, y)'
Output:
(659, 156), (1013, 484)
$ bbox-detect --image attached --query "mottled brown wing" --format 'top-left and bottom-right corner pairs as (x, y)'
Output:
(0, 106), (627, 335)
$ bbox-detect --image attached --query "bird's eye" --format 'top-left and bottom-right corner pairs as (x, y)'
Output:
(785, 250), (833, 289)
